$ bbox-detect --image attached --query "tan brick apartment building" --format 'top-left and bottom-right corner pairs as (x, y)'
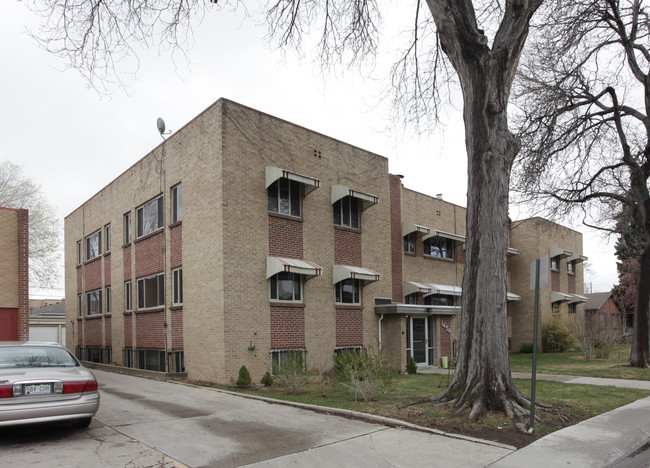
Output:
(65, 98), (587, 383)
(0, 206), (29, 341)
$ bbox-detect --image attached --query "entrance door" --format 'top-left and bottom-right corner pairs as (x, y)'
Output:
(407, 316), (435, 366)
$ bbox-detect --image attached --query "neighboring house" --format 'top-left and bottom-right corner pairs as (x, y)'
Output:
(65, 98), (587, 383)
(29, 300), (66, 345)
(30, 298), (65, 311)
(584, 292), (624, 334)
(0, 206), (29, 341)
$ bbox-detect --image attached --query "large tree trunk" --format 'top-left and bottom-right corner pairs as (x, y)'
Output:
(424, 0), (543, 430)
(629, 197), (650, 367)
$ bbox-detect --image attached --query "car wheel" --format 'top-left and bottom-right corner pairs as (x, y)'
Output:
(71, 418), (92, 429)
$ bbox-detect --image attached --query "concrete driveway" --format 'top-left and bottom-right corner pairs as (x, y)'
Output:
(1, 369), (513, 467)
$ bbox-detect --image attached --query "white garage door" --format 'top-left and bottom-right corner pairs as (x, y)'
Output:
(30, 326), (59, 343)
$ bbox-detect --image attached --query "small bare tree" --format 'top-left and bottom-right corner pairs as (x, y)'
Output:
(567, 313), (595, 360)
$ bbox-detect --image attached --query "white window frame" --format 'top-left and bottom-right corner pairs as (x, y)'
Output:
(137, 196), (163, 238)
(125, 281), (132, 311)
(105, 286), (111, 314)
(268, 178), (302, 217)
(335, 278), (361, 305)
(137, 273), (165, 310)
(403, 232), (415, 253)
(333, 196), (360, 229)
(270, 349), (306, 374)
(85, 230), (101, 261)
(550, 256), (559, 271)
(269, 272), (303, 302)
(172, 268), (183, 305)
(124, 212), (132, 244)
(86, 289), (102, 316)
(567, 261), (575, 275)
(105, 224), (111, 252)
(171, 184), (182, 223)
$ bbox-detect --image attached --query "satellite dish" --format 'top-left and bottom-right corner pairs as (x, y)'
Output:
(157, 118), (166, 135)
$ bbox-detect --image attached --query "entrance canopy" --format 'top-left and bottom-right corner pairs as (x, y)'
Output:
(403, 281), (462, 297)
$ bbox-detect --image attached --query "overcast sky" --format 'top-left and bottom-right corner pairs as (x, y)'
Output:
(1, 1), (618, 298)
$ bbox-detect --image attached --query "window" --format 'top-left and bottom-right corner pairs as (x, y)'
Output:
(404, 293), (417, 304)
(551, 257), (559, 271)
(77, 294), (82, 317)
(271, 349), (305, 375)
(124, 212), (132, 244)
(171, 184), (182, 223)
(137, 273), (165, 309)
(172, 350), (185, 372)
(86, 347), (102, 363)
(333, 196), (360, 229)
(567, 261), (575, 275)
(123, 348), (133, 368)
(105, 286), (111, 314)
(423, 236), (454, 259)
(552, 302), (560, 314)
(612, 314), (620, 329)
(173, 268), (183, 305)
(137, 349), (165, 372)
(568, 303), (576, 315)
(425, 294), (455, 306)
(77, 241), (82, 265)
(137, 196), (163, 238)
(335, 278), (361, 305)
(404, 233), (415, 253)
(268, 178), (301, 217)
(86, 290), (102, 316)
(600, 313), (607, 327)
(334, 346), (364, 356)
(85, 230), (101, 261)
(105, 224), (111, 252)
(125, 281), (132, 311)
(270, 272), (302, 302)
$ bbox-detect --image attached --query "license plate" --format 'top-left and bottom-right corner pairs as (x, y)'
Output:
(24, 384), (51, 395)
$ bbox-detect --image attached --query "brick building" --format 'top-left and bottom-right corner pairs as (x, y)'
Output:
(0, 206), (29, 341)
(65, 98), (587, 383)
(584, 292), (624, 334)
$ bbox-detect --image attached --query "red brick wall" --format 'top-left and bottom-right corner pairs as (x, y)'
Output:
(135, 232), (164, 279)
(77, 266), (82, 293)
(104, 254), (111, 286)
(104, 316), (112, 345)
(124, 314), (133, 347)
(335, 308), (363, 346)
(568, 274), (576, 294)
(270, 304), (305, 349)
(389, 174), (403, 302)
(17, 209), (29, 341)
(551, 270), (560, 291)
(135, 311), (165, 348)
(334, 227), (362, 266)
(171, 308), (183, 349)
(77, 319), (83, 346)
(268, 214), (303, 258)
(85, 318), (103, 346)
(123, 245), (132, 281)
(455, 244), (465, 265)
(170, 223), (182, 269)
(85, 259), (102, 291)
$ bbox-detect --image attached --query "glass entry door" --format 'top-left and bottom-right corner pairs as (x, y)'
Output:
(407, 316), (435, 366)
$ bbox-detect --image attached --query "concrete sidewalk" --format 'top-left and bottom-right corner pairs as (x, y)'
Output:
(421, 367), (650, 467)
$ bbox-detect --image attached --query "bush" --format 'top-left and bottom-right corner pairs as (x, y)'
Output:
(406, 356), (418, 374)
(542, 321), (572, 353)
(261, 371), (273, 387)
(519, 342), (534, 353)
(273, 351), (314, 394)
(333, 344), (393, 402)
(236, 365), (252, 388)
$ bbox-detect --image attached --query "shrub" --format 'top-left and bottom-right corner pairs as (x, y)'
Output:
(333, 344), (393, 402)
(406, 356), (418, 374)
(542, 321), (572, 353)
(272, 351), (314, 394)
(261, 371), (273, 387)
(519, 342), (534, 353)
(236, 365), (252, 388)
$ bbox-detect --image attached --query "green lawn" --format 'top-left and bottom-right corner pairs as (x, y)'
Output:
(509, 346), (650, 380)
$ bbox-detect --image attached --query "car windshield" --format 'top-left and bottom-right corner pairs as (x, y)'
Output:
(0, 346), (79, 368)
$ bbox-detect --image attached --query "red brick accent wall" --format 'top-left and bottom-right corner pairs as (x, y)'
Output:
(17, 209), (29, 341)
(439, 316), (452, 361)
(78, 320), (83, 346)
(123, 245), (132, 281)
(335, 308), (363, 346)
(77, 266), (82, 293)
(104, 316), (112, 346)
(455, 244), (465, 265)
(334, 227), (362, 266)
(85, 259), (102, 291)
(170, 223), (182, 269)
(171, 308), (184, 349)
(135, 311), (165, 348)
(85, 318), (103, 346)
(268, 214), (303, 258)
(270, 304), (305, 349)
(568, 274), (576, 294)
(104, 254), (111, 286)
(124, 314), (133, 347)
(551, 270), (560, 291)
(135, 232), (164, 279)
(389, 174), (403, 302)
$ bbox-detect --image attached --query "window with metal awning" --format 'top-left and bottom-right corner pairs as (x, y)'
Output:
(267, 256), (323, 280)
(266, 166), (321, 196)
(402, 222), (431, 237)
(551, 291), (574, 303)
(550, 247), (573, 259)
(333, 265), (381, 285)
(402, 281), (462, 297)
(566, 253), (588, 263)
(568, 293), (588, 304)
(331, 185), (378, 210)
(507, 292), (522, 302)
(422, 229), (466, 243)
